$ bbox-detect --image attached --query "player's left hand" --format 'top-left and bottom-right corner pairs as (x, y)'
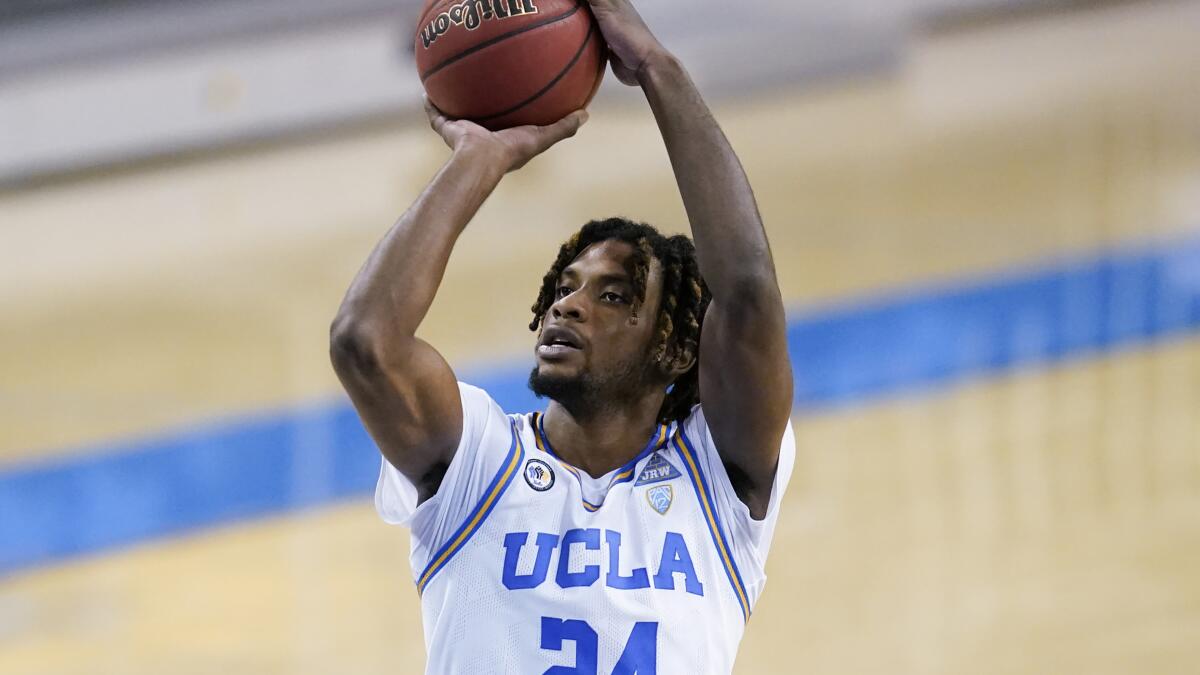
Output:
(585, 0), (671, 86)
(424, 97), (587, 173)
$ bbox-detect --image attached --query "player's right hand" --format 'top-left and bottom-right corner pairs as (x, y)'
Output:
(424, 98), (588, 173)
(586, 0), (670, 86)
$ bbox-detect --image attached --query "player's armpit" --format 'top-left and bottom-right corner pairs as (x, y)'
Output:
(330, 329), (463, 503)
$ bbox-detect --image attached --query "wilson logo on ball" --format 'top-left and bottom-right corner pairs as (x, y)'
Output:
(420, 0), (541, 49)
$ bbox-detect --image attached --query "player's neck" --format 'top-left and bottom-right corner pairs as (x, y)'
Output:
(542, 394), (664, 479)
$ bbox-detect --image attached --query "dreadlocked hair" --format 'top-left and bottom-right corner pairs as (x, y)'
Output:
(529, 217), (711, 425)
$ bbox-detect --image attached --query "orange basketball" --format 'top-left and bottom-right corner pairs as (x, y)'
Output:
(414, 0), (607, 130)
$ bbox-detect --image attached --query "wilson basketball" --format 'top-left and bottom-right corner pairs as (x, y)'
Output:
(414, 0), (607, 130)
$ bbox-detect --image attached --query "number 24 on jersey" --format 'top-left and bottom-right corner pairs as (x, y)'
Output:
(540, 616), (657, 675)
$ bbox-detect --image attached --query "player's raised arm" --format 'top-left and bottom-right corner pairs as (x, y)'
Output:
(330, 101), (587, 502)
(587, 0), (793, 518)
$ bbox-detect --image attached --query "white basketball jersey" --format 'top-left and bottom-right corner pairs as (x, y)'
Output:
(376, 383), (795, 674)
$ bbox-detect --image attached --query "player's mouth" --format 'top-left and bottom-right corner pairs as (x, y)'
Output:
(537, 325), (584, 360)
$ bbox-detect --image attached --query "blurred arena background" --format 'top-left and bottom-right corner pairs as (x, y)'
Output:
(2, 0), (1199, 672)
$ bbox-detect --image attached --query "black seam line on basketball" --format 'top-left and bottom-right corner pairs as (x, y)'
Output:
(476, 20), (594, 122)
(419, 0), (584, 83)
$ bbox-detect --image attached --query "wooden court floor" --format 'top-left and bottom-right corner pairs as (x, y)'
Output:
(1, 2), (1199, 673)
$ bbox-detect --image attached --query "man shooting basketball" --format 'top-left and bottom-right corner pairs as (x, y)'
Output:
(330, 1), (795, 672)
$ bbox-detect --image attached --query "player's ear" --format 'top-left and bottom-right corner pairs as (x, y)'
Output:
(662, 343), (696, 379)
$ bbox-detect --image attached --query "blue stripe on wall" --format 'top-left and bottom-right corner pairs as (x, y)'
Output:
(2, 237), (1199, 575)
(789, 237), (1200, 407)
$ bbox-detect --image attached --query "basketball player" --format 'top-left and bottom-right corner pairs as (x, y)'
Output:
(330, 1), (794, 672)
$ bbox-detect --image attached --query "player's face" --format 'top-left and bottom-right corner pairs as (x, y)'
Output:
(529, 240), (666, 404)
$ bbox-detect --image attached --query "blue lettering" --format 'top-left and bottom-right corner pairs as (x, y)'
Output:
(502, 531), (559, 590)
(612, 622), (658, 674)
(556, 528), (601, 588)
(652, 532), (704, 596)
(540, 616), (598, 675)
(605, 531), (650, 590)
(502, 530), (703, 595)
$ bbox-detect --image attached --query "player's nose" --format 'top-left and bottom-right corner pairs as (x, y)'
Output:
(550, 290), (589, 322)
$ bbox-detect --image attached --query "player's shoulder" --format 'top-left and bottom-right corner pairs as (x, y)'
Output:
(456, 381), (514, 421)
(456, 381), (537, 442)
(677, 402), (795, 458)
(456, 380), (496, 408)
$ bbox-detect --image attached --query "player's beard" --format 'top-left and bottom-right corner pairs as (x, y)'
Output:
(528, 347), (656, 418)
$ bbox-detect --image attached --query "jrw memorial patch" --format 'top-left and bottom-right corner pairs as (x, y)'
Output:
(635, 452), (682, 486)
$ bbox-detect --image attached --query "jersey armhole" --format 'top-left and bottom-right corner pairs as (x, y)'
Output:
(680, 406), (795, 525)
(677, 407), (796, 612)
(673, 426), (753, 622)
(413, 418), (525, 594)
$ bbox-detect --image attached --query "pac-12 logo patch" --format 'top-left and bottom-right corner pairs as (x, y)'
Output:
(524, 459), (554, 491)
(635, 452), (682, 486)
(646, 485), (673, 515)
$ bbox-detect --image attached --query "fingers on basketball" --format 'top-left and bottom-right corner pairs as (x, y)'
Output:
(424, 96), (449, 129)
(526, 110), (588, 151)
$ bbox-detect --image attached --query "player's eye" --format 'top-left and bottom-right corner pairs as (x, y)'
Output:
(556, 285), (573, 300)
(602, 292), (628, 304)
